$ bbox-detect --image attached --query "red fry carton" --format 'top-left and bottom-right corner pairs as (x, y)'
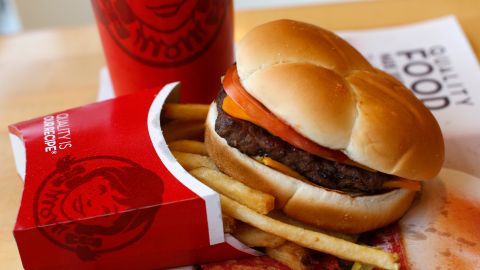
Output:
(8, 83), (259, 270)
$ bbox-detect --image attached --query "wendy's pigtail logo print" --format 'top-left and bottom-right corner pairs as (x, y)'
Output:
(92, 0), (228, 67)
(34, 155), (163, 261)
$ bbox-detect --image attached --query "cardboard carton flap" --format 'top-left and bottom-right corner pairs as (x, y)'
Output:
(147, 82), (224, 245)
(9, 133), (26, 181)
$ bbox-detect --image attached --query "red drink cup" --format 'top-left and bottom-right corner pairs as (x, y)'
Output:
(92, 0), (234, 103)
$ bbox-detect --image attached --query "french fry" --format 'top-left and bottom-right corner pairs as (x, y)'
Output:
(222, 214), (236, 233)
(266, 242), (312, 270)
(220, 195), (399, 270)
(171, 151), (217, 171)
(268, 211), (357, 243)
(189, 167), (275, 215)
(162, 102), (395, 269)
(351, 262), (374, 270)
(168, 140), (208, 156)
(162, 120), (205, 143)
(233, 222), (285, 248)
(162, 104), (209, 121)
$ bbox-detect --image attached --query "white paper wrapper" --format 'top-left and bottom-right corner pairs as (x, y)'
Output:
(99, 15), (480, 177)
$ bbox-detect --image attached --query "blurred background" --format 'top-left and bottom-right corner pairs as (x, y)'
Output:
(0, 0), (355, 34)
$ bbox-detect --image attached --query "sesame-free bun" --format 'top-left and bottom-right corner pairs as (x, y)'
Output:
(236, 19), (444, 180)
(205, 104), (416, 233)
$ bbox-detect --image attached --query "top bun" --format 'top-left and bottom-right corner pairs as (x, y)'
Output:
(236, 19), (444, 180)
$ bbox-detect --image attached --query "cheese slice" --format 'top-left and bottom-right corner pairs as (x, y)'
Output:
(383, 178), (422, 191)
(255, 156), (306, 180)
(222, 96), (260, 125)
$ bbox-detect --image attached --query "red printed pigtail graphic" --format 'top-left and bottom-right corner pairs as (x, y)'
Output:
(34, 155), (163, 261)
(91, 0), (228, 66)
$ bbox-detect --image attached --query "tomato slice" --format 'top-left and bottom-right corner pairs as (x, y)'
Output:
(223, 65), (352, 164)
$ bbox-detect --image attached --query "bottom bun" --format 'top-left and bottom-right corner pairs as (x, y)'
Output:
(205, 103), (415, 233)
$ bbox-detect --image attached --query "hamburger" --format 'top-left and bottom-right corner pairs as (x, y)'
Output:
(204, 19), (444, 234)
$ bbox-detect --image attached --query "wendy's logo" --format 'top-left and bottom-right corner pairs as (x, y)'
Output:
(92, 0), (228, 66)
(34, 155), (163, 261)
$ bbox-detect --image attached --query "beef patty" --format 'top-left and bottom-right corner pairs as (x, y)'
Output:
(214, 90), (393, 194)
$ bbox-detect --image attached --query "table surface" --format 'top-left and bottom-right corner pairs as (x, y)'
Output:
(1, 0), (480, 268)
